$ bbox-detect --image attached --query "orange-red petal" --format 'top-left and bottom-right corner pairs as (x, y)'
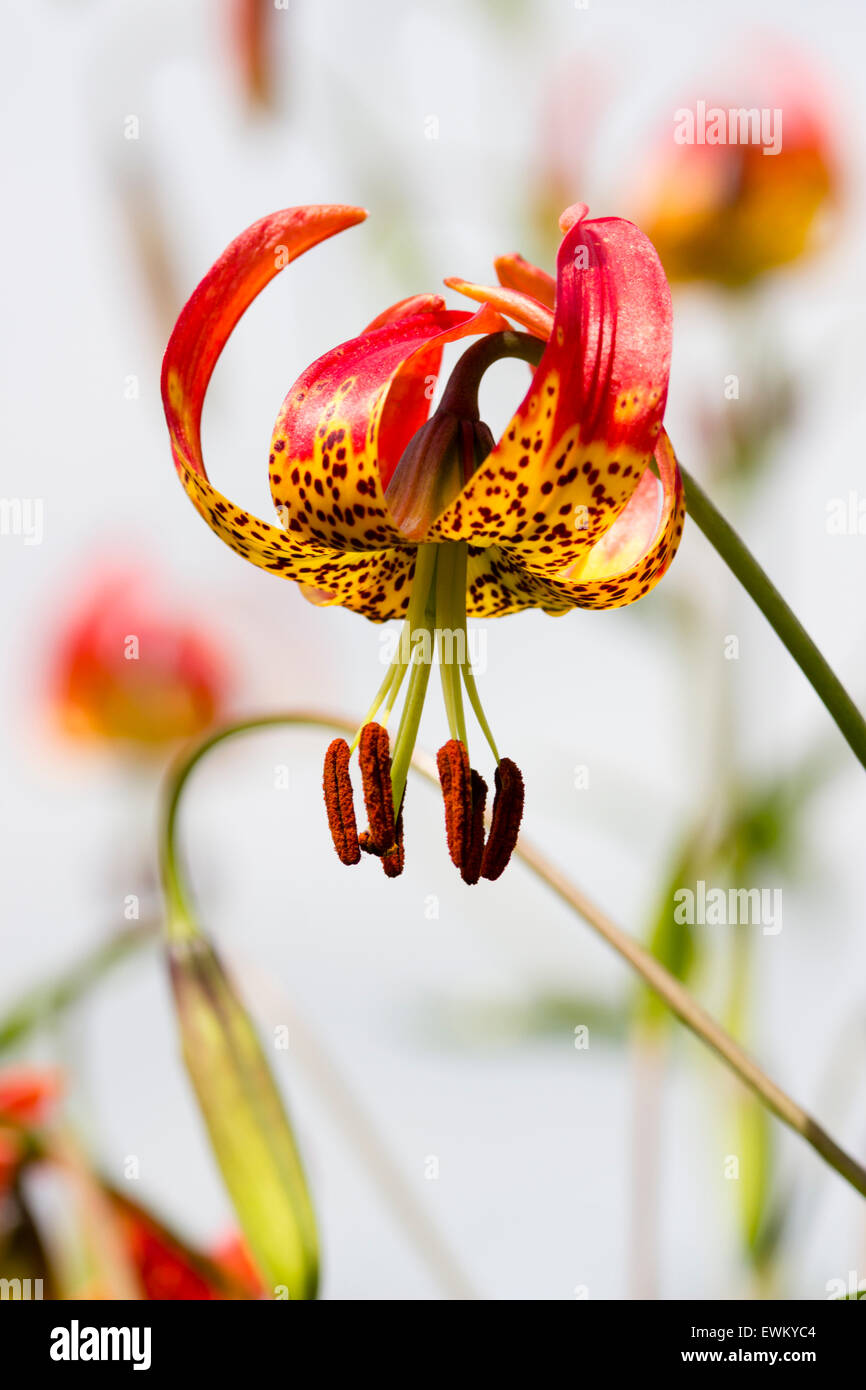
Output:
(494, 253), (556, 309)
(162, 205), (391, 589)
(363, 293), (446, 331)
(268, 303), (505, 550)
(443, 277), (553, 340)
(432, 207), (672, 583)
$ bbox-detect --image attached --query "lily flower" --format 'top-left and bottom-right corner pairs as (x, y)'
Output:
(162, 204), (684, 882)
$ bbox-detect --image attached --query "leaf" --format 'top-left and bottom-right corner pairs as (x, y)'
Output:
(168, 929), (318, 1300)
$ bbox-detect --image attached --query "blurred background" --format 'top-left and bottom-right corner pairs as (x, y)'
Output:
(1, 0), (865, 1299)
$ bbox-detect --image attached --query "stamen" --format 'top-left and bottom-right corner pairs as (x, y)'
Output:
(463, 768), (488, 886)
(358, 721), (404, 876)
(437, 738), (471, 870)
(322, 738), (360, 866)
(436, 739), (488, 885)
(480, 758), (525, 881)
(381, 805), (405, 879)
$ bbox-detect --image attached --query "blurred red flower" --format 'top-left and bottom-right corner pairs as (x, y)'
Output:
(50, 570), (229, 751)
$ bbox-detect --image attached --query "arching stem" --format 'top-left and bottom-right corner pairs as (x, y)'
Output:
(161, 712), (866, 1204)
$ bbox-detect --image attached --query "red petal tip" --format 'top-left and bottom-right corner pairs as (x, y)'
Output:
(558, 202), (590, 233)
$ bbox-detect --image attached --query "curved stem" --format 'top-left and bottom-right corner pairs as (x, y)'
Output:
(681, 466), (866, 771)
(163, 711), (866, 1203)
(439, 331), (545, 417)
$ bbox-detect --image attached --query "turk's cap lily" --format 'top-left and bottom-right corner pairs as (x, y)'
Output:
(162, 202), (684, 882)
(50, 569), (229, 751)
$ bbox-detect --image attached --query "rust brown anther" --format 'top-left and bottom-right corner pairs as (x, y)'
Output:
(480, 757), (525, 881)
(359, 722), (396, 851)
(463, 768), (488, 885)
(437, 739), (471, 870)
(381, 807), (405, 879)
(323, 738), (360, 866)
(436, 740), (488, 884)
(358, 722), (404, 876)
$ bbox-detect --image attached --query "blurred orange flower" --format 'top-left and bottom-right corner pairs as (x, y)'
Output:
(51, 571), (228, 751)
(638, 51), (839, 288)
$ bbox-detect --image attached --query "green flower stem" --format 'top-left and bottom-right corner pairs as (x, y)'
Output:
(389, 545), (438, 807)
(390, 642), (433, 809)
(349, 648), (403, 751)
(436, 541), (468, 745)
(461, 659), (500, 764)
(163, 711), (866, 1205)
(681, 465), (866, 771)
(381, 648), (411, 722)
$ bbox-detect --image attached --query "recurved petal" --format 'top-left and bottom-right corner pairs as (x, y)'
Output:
(363, 293), (446, 331)
(464, 430), (684, 616)
(567, 427), (685, 605)
(269, 303), (504, 550)
(443, 277), (553, 339)
(433, 207), (673, 584)
(163, 205), (365, 485)
(494, 253), (556, 309)
(295, 545), (420, 622)
(180, 464), (417, 620)
(172, 445), (412, 619)
(161, 204), (366, 569)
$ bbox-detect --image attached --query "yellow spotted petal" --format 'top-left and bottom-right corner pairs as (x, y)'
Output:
(268, 304), (505, 552)
(465, 430), (684, 615)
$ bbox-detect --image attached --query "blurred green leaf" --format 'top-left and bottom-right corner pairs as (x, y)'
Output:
(168, 926), (318, 1301)
(734, 1090), (775, 1260)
